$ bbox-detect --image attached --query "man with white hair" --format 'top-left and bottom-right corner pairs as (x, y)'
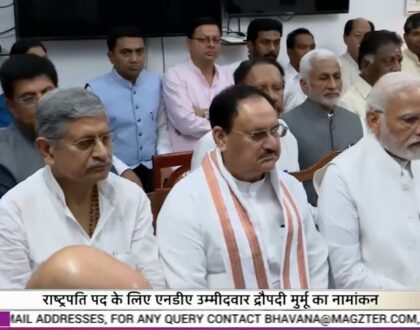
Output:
(0, 88), (164, 289)
(282, 49), (363, 205)
(317, 71), (420, 289)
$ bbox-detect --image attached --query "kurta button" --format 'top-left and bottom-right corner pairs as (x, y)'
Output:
(137, 119), (141, 122)
(402, 183), (410, 191)
(138, 133), (142, 136)
(135, 105), (139, 109)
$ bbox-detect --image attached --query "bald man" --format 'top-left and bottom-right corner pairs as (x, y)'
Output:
(26, 246), (150, 289)
(340, 18), (375, 93)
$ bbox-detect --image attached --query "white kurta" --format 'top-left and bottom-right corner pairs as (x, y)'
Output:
(283, 63), (307, 113)
(0, 166), (165, 289)
(157, 160), (328, 289)
(190, 119), (300, 172)
(339, 52), (360, 94)
(316, 134), (420, 289)
(401, 48), (420, 77)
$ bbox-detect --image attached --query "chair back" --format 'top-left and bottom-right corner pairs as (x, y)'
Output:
(152, 151), (193, 189)
(289, 151), (341, 182)
(147, 188), (171, 232)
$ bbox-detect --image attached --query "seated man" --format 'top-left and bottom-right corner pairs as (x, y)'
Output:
(0, 39), (48, 128)
(191, 58), (299, 172)
(27, 246), (150, 289)
(0, 88), (164, 289)
(282, 49), (363, 205)
(0, 54), (140, 198)
(163, 17), (233, 152)
(317, 72), (420, 289)
(157, 85), (328, 289)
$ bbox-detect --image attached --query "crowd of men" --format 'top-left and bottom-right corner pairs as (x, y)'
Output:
(0, 12), (420, 290)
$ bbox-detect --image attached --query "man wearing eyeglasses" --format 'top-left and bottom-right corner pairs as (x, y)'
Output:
(0, 87), (164, 289)
(316, 72), (420, 289)
(162, 17), (234, 153)
(0, 55), (140, 199)
(157, 84), (328, 289)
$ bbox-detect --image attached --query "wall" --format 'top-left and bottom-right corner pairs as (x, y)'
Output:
(0, 0), (410, 89)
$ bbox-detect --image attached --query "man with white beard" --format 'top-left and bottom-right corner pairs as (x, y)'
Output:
(282, 49), (363, 205)
(317, 71), (420, 289)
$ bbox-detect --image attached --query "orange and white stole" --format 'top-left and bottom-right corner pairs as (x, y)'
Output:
(202, 150), (309, 289)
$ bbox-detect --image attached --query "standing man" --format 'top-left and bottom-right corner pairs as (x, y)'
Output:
(402, 13), (420, 76)
(282, 49), (363, 205)
(227, 18), (283, 72)
(87, 26), (161, 192)
(317, 72), (420, 289)
(158, 85), (328, 289)
(284, 28), (316, 112)
(163, 17), (233, 152)
(340, 18), (375, 93)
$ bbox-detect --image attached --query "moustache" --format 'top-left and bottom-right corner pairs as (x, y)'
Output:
(86, 159), (112, 170)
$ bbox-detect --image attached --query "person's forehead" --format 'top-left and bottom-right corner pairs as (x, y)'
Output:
(234, 97), (276, 124)
(407, 26), (420, 34)
(351, 19), (372, 33)
(65, 115), (109, 137)
(375, 43), (401, 56)
(193, 24), (220, 36)
(246, 63), (283, 83)
(295, 33), (315, 45)
(257, 30), (281, 40)
(115, 37), (144, 49)
(13, 75), (55, 95)
(387, 87), (420, 114)
(310, 59), (340, 74)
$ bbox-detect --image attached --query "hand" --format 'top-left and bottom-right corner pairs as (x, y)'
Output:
(193, 106), (207, 118)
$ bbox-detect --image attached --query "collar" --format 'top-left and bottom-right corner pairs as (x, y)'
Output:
(187, 58), (220, 81)
(42, 165), (117, 210)
(302, 98), (337, 116)
(234, 174), (267, 195)
(341, 52), (358, 69)
(354, 75), (372, 98)
(111, 68), (143, 88)
(404, 48), (420, 66)
(286, 62), (300, 79)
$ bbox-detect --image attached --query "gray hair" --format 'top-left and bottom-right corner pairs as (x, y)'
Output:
(366, 71), (420, 113)
(36, 87), (107, 141)
(299, 48), (340, 80)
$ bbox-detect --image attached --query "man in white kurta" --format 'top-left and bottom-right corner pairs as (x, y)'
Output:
(316, 72), (420, 289)
(402, 13), (420, 76)
(157, 84), (328, 289)
(0, 88), (164, 289)
(192, 58), (299, 172)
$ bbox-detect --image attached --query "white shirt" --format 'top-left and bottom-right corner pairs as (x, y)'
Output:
(190, 119), (300, 172)
(338, 75), (371, 133)
(401, 48), (420, 77)
(283, 63), (307, 113)
(157, 162), (328, 289)
(339, 52), (360, 94)
(0, 166), (165, 289)
(316, 134), (420, 289)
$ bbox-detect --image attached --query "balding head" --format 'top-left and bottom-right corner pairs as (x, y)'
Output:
(26, 246), (150, 289)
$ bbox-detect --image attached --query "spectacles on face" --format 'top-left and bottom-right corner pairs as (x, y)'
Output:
(16, 87), (55, 108)
(70, 132), (113, 151)
(376, 110), (420, 130)
(230, 124), (287, 142)
(191, 36), (221, 45)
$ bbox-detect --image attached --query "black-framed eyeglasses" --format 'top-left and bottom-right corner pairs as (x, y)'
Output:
(70, 132), (113, 151)
(191, 37), (221, 45)
(230, 124), (287, 142)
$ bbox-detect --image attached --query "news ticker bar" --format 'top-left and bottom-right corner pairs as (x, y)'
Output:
(1, 310), (420, 328)
(3, 290), (420, 310)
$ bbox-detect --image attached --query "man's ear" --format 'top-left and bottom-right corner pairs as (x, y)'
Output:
(35, 137), (55, 166)
(300, 78), (309, 96)
(212, 126), (228, 152)
(107, 51), (114, 65)
(366, 110), (381, 136)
